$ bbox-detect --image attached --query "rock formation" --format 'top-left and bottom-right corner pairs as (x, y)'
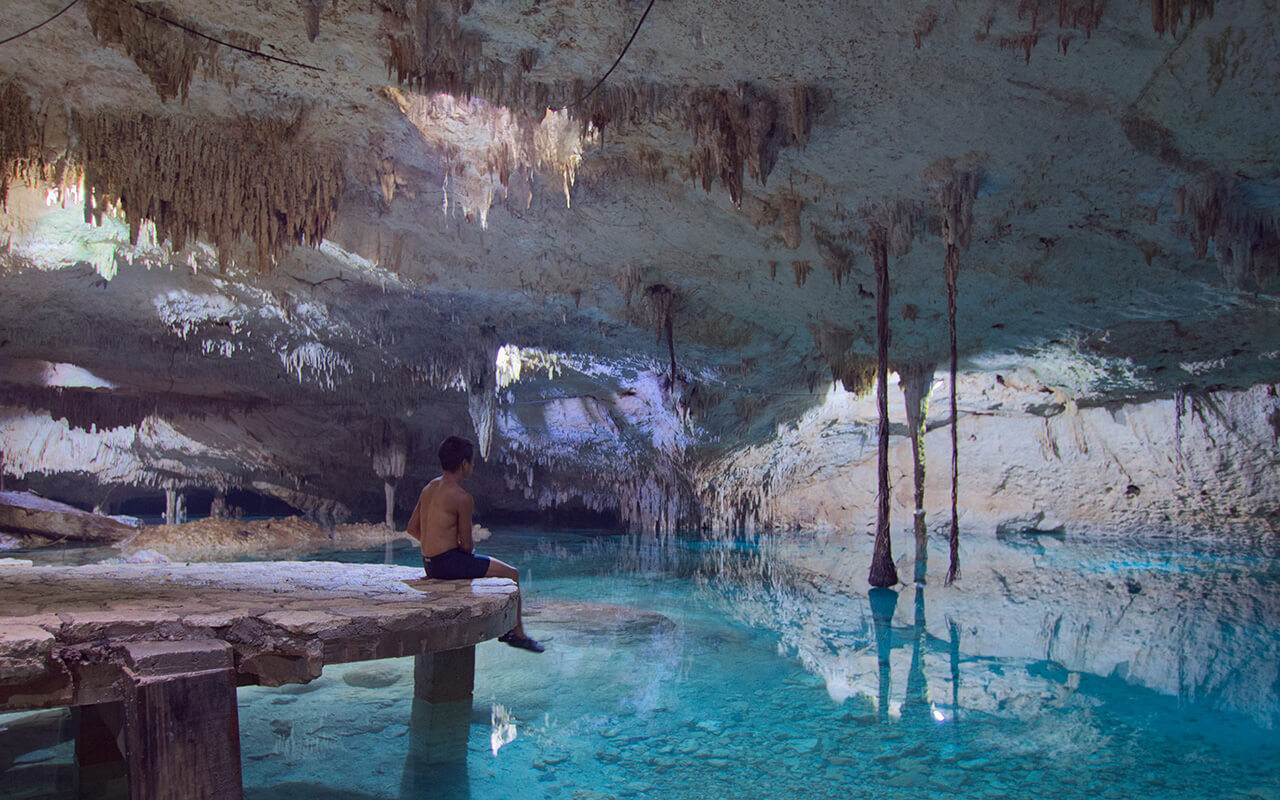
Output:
(0, 0), (1274, 544)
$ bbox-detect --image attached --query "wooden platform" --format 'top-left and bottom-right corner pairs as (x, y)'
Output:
(0, 561), (519, 799)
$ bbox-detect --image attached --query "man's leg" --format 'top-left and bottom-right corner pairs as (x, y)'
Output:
(484, 556), (527, 637)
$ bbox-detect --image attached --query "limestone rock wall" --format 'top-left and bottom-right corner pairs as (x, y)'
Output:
(701, 380), (1280, 538)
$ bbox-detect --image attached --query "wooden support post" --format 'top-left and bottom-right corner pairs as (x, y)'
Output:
(414, 647), (475, 704)
(119, 641), (243, 800)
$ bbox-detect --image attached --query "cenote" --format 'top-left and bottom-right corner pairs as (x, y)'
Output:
(3, 527), (1278, 800)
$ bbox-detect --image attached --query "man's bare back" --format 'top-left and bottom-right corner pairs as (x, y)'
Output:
(407, 435), (543, 652)
(408, 475), (474, 558)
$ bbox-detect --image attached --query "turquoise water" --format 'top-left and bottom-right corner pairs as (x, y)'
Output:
(3, 529), (1279, 799)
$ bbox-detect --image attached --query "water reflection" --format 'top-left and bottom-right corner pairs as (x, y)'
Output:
(689, 527), (1280, 730)
(399, 699), (471, 800)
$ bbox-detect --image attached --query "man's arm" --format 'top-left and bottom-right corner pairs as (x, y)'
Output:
(406, 490), (424, 542)
(455, 492), (475, 552)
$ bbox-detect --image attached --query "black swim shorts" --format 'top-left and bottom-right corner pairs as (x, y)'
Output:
(423, 548), (491, 580)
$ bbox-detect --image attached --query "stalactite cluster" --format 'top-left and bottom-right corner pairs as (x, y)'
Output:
(813, 325), (877, 396)
(387, 88), (589, 223)
(812, 225), (855, 287)
(1142, 0), (1214, 36)
(1172, 172), (1280, 291)
(85, 0), (261, 102)
(0, 83), (68, 207)
(685, 84), (796, 206)
(76, 112), (345, 270)
(379, 0), (814, 206)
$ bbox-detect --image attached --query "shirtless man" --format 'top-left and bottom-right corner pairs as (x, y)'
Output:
(407, 435), (543, 653)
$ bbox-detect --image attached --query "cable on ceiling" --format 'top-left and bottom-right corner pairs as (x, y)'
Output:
(565, 0), (657, 110)
(0, 0), (83, 47)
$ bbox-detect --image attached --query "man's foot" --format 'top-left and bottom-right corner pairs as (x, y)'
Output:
(499, 632), (545, 653)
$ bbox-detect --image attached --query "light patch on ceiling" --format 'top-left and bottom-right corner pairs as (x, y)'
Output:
(41, 362), (116, 390)
(387, 88), (595, 229)
(1, 185), (162, 281)
(495, 344), (565, 389)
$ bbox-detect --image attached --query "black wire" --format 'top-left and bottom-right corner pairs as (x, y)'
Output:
(118, 0), (325, 72)
(0, 0), (82, 47)
(566, 0), (657, 110)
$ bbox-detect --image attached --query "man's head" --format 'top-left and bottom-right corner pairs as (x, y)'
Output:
(438, 435), (475, 474)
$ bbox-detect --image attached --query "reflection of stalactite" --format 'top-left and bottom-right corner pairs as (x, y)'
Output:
(869, 587), (899, 723)
(902, 588), (932, 724)
(899, 362), (936, 585)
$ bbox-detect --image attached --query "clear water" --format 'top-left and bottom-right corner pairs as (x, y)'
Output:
(3, 529), (1279, 799)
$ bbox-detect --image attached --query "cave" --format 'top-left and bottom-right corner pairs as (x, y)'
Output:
(0, 0), (1277, 797)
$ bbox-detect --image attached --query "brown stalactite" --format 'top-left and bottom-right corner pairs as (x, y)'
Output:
(0, 82), (67, 207)
(85, 0), (262, 103)
(1173, 171), (1280, 291)
(869, 227), (896, 588)
(75, 112), (344, 270)
(924, 158), (984, 586)
(855, 202), (916, 589)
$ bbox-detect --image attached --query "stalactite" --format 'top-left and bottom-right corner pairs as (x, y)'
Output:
(913, 8), (939, 48)
(301, 0), (324, 41)
(924, 158), (984, 586)
(1172, 171), (1280, 291)
(855, 202), (916, 589)
(1142, 0), (1214, 36)
(898, 361), (937, 585)
(85, 0), (261, 103)
(379, 2), (813, 205)
(76, 111), (344, 270)
(813, 225), (855, 287)
(792, 260), (812, 288)
(813, 325), (877, 396)
(780, 192), (803, 249)
(644, 284), (677, 382)
(369, 420), (407, 528)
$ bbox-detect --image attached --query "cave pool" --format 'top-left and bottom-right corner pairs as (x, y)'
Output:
(2, 527), (1278, 799)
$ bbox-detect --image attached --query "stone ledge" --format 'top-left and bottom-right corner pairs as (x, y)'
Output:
(0, 561), (518, 711)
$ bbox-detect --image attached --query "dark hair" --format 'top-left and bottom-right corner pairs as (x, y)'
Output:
(438, 436), (474, 472)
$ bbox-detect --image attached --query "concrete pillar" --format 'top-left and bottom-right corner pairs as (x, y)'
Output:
(414, 647), (476, 704)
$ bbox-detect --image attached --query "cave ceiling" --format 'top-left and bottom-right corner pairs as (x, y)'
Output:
(0, 0), (1277, 524)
